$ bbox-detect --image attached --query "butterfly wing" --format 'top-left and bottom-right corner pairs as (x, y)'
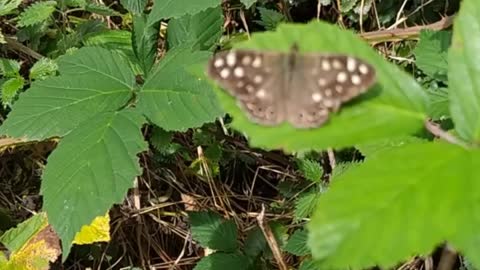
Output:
(286, 54), (376, 128)
(207, 50), (287, 126)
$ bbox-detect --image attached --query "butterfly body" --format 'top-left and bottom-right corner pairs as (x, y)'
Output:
(207, 47), (376, 128)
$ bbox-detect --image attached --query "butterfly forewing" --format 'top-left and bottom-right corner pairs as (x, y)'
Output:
(207, 50), (287, 125)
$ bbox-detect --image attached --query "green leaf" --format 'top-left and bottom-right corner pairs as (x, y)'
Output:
(308, 141), (480, 269)
(148, 0), (221, 25)
(341, 0), (359, 12)
(120, 0), (147, 15)
(189, 211), (237, 252)
(427, 88), (450, 120)
(244, 226), (266, 258)
(294, 190), (321, 222)
(194, 253), (253, 270)
(297, 159), (323, 182)
(0, 213), (46, 253)
(215, 21), (427, 152)
(244, 222), (288, 259)
(41, 109), (148, 257)
(255, 7), (286, 30)
(150, 127), (174, 151)
(137, 46), (223, 131)
(1, 77), (24, 105)
(29, 58), (58, 81)
(240, 0), (256, 8)
(18, 1), (56, 27)
(0, 0), (21, 16)
(0, 47), (135, 141)
(356, 136), (426, 158)
(132, 14), (160, 76)
(285, 229), (310, 256)
(299, 260), (318, 270)
(0, 58), (21, 77)
(167, 6), (223, 51)
(85, 2), (120, 16)
(413, 30), (451, 82)
(449, 0), (480, 143)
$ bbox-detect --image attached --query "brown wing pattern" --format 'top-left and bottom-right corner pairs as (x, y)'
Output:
(207, 50), (287, 126)
(286, 54), (376, 128)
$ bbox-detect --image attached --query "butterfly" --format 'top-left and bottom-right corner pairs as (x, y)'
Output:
(207, 45), (377, 128)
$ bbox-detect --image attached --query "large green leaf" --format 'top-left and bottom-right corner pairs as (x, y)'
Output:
(0, 47), (135, 141)
(132, 14), (160, 76)
(41, 109), (147, 257)
(308, 141), (480, 269)
(167, 6), (223, 51)
(214, 21), (427, 152)
(147, 0), (220, 25)
(449, 0), (480, 143)
(137, 46), (223, 131)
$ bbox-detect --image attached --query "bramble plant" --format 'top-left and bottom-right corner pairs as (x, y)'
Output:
(0, 0), (476, 269)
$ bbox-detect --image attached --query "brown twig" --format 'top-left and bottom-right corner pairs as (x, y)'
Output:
(4, 35), (44, 60)
(424, 119), (468, 148)
(359, 14), (455, 44)
(256, 205), (287, 270)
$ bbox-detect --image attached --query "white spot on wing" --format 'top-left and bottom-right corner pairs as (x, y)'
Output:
(234, 67), (245, 77)
(242, 56), (252, 65)
(214, 58), (224, 68)
(246, 85), (254, 93)
(347, 57), (357, 72)
(226, 52), (236, 66)
(335, 85), (343, 93)
(252, 57), (262, 68)
(337, 72), (348, 83)
(256, 89), (266, 98)
(220, 68), (230, 78)
(358, 64), (369, 74)
(351, 74), (361, 85)
(254, 75), (263, 84)
(321, 60), (331, 71)
(312, 92), (322, 102)
(332, 59), (342, 69)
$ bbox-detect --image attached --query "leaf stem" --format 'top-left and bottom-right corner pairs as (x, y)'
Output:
(424, 119), (469, 148)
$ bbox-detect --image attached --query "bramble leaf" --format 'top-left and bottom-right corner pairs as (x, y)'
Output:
(189, 211), (237, 252)
(308, 141), (480, 269)
(41, 109), (147, 256)
(167, 6), (223, 51)
(0, 47), (135, 141)
(448, 0), (480, 143)
(414, 30), (451, 82)
(137, 46), (223, 131)
(148, 0), (221, 25)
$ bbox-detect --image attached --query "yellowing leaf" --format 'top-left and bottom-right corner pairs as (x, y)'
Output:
(73, 213), (110, 245)
(0, 213), (61, 270)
